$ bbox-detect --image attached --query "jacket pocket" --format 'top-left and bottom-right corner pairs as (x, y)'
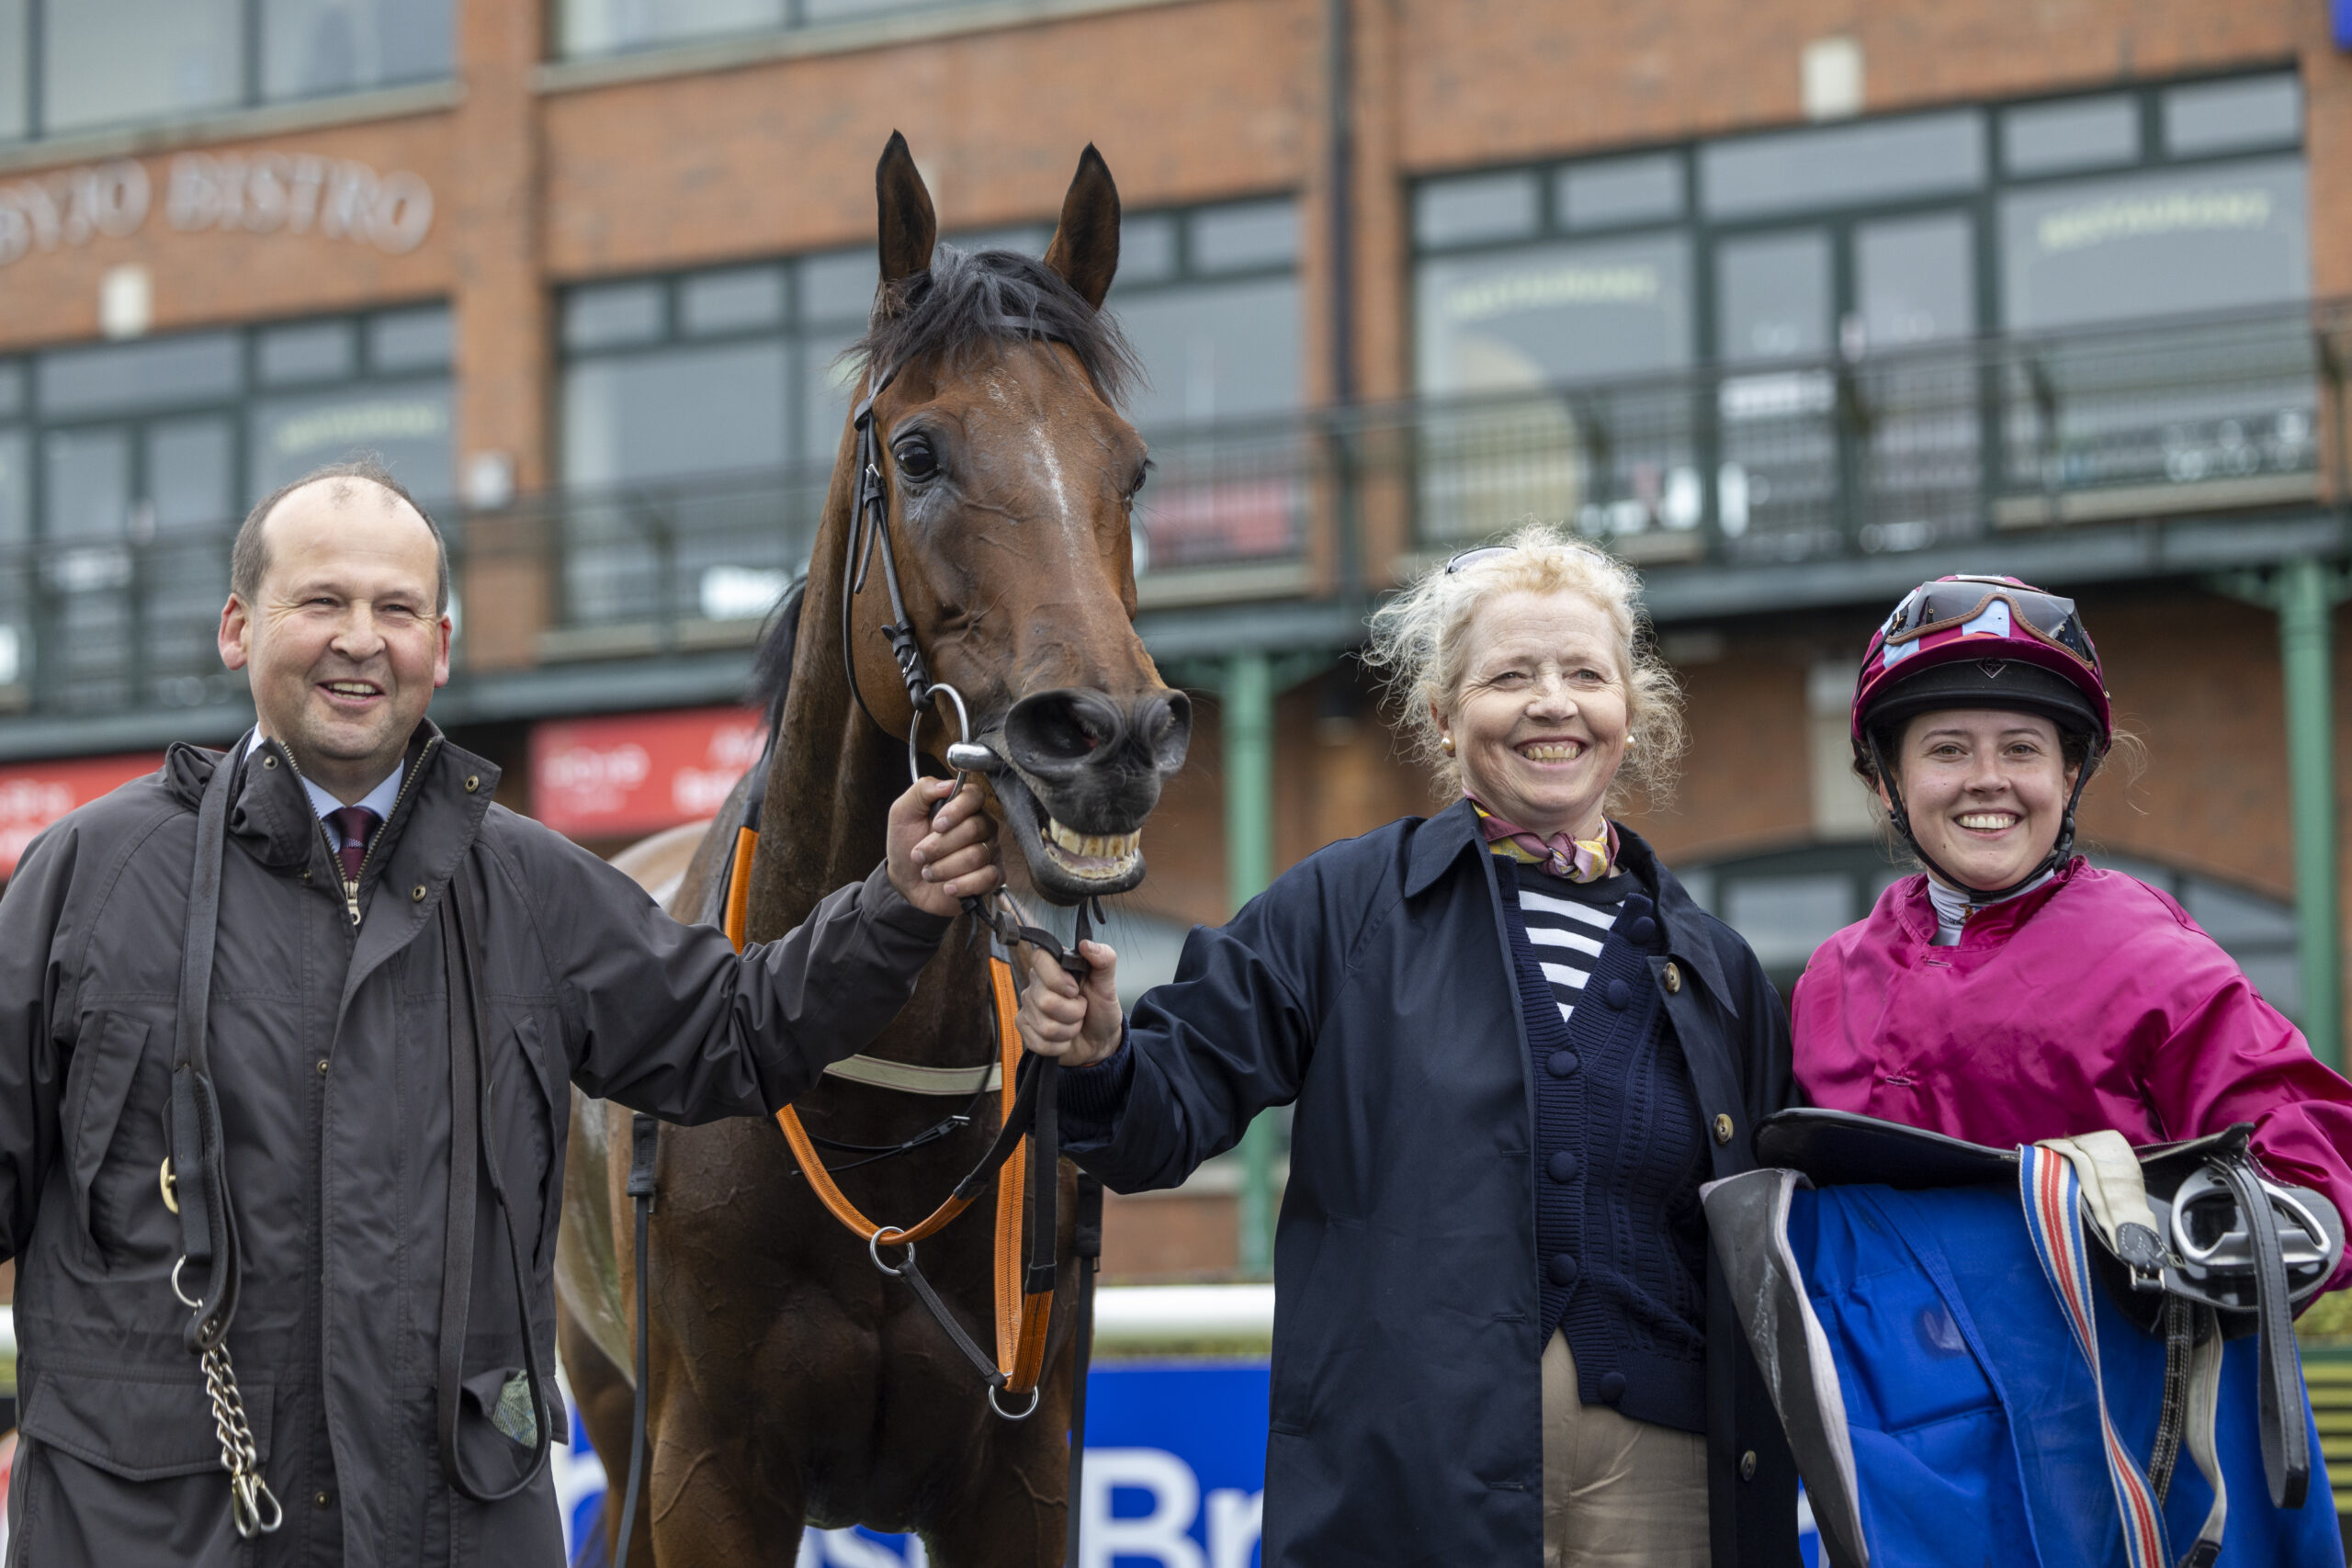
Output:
(17, 1368), (270, 1482)
(61, 1013), (151, 1244)
(489, 1011), (562, 1273)
(1268, 1219), (1333, 1435)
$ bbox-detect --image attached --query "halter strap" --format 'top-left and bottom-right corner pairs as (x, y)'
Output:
(842, 362), (935, 739)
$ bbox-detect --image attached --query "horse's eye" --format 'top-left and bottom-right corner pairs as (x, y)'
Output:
(894, 436), (938, 479)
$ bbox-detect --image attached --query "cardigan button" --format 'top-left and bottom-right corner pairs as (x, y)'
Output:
(1604, 979), (1630, 1010)
(1598, 1371), (1627, 1404)
(1625, 916), (1657, 946)
(1547, 1149), (1579, 1183)
(1663, 962), (1682, 995)
(1740, 1450), (1758, 1482)
(1547, 1253), (1579, 1287)
(1713, 1113), (1736, 1145)
(1545, 1050), (1580, 1078)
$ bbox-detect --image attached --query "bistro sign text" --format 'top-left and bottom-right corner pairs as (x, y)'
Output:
(0, 151), (434, 268)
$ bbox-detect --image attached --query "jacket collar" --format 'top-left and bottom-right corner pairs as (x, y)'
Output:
(1406, 798), (1739, 1016)
(166, 720), (502, 878)
(1890, 855), (2084, 947)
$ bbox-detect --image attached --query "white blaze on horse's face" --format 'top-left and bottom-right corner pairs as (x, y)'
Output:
(218, 478), (452, 802)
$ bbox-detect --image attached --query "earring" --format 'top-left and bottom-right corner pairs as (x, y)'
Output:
(1441, 736), (1455, 754)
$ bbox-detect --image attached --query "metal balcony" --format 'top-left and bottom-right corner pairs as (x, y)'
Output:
(0, 299), (2344, 758)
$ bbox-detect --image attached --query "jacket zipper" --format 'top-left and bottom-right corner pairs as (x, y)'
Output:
(273, 736), (441, 928)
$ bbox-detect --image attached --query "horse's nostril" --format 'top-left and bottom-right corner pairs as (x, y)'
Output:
(1004, 689), (1128, 778)
(1137, 691), (1193, 773)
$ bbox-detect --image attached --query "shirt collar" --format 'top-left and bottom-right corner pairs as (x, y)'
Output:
(1406, 799), (1740, 1016)
(245, 729), (403, 840)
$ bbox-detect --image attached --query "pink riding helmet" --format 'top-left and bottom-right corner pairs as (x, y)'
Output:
(1851, 574), (2112, 757)
(1851, 575), (2113, 899)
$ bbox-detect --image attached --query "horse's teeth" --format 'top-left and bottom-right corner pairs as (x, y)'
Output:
(1044, 818), (1141, 865)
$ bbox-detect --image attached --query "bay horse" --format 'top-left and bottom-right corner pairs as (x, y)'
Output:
(554, 134), (1191, 1566)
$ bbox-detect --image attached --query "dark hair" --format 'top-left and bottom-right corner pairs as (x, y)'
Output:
(850, 243), (1140, 407)
(232, 456), (450, 613)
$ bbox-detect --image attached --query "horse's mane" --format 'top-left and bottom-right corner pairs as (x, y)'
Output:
(750, 575), (808, 736)
(852, 243), (1141, 409)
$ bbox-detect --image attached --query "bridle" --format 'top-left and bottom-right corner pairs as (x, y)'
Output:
(841, 361), (950, 765)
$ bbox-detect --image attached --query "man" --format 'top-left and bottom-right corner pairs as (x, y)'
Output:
(0, 459), (999, 1565)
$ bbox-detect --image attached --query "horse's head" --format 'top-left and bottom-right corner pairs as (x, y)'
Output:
(839, 133), (1192, 904)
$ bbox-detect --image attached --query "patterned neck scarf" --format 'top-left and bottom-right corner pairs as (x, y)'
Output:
(1467, 797), (1619, 883)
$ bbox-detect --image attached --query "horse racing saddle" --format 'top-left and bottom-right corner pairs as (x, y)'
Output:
(1708, 1109), (2344, 1568)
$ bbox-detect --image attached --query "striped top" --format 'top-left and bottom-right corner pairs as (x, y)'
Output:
(1509, 861), (1630, 1026)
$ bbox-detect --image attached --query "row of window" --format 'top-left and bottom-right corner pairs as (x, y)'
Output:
(0, 0), (1009, 143)
(0, 3), (2307, 149)
(557, 0), (986, 62)
(0, 75), (2313, 548)
(0, 0), (447, 144)
(1414, 73), (2306, 396)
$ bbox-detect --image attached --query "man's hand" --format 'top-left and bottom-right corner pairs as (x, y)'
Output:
(888, 776), (1001, 919)
(1016, 941), (1124, 1066)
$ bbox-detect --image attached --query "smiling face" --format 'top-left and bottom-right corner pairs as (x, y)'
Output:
(218, 478), (451, 803)
(1434, 589), (1630, 840)
(1883, 708), (2079, 893)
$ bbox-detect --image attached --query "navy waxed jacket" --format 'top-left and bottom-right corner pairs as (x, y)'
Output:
(1068, 799), (1800, 1568)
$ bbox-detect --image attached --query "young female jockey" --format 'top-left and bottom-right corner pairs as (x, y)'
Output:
(1792, 574), (2352, 1285)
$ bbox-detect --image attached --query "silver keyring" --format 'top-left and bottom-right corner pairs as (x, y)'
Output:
(989, 1382), (1042, 1421)
(869, 1228), (915, 1276)
(909, 682), (975, 788)
(171, 1254), (202, 1310)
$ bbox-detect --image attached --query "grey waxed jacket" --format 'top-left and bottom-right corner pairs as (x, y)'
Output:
(0, 724), (947, 1567)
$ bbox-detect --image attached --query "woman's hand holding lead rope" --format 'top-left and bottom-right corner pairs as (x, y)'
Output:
(1016, 939), (1123, 1067)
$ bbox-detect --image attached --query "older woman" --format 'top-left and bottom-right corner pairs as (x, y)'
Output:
(1017, 525), (1798, 1568)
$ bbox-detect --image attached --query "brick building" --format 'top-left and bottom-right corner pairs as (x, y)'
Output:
(1, 3), (2348, 1290)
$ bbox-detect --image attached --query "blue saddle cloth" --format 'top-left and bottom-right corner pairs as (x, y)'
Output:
(1788, 1182), (2342, 1567)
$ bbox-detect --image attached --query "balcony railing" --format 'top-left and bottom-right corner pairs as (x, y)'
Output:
(1403, 298), (2343, 569)
(0, 300), (2342, 725)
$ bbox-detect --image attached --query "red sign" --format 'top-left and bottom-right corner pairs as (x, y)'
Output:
(530, 707), (765, 840)
(0, 752), (166, 875)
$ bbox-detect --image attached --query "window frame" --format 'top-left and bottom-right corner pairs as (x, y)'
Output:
(1408, 63), (2307, 383)
(2, 0), (456, 147)
(553, 188), (1308, 487)
(0, 300), (454, 710)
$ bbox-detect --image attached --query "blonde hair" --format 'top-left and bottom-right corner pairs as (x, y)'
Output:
(1363, 523), (1686, 807)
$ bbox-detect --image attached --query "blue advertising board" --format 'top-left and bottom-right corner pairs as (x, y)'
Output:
(561, 1360), (1272, 1568)
(560, 1359), (1822, 1566)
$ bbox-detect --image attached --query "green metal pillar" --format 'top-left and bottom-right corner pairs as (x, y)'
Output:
(2280, 558), (2345, 1072)
(1223, 650), (1277, 1276)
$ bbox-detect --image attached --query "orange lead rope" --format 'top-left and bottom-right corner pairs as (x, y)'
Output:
(728, 829), (1055, 1402)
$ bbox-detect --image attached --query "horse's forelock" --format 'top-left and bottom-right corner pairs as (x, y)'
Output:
(851, 244), (1141, 410)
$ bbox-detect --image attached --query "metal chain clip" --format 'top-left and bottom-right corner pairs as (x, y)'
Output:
(200, 1336), (283, 1538)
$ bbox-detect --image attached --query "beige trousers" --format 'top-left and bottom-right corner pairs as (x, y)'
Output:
(1541, 1329), (1712, 1568)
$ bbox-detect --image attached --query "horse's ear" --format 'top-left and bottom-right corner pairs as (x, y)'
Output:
(876, 130), (936, 285)
(1043, 144), (1120, 310)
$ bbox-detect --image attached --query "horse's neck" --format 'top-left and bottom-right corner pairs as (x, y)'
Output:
(743, 497), (985, 1071)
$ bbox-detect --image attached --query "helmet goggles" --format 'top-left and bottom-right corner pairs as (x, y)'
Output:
(1880, 578), (2099, 672)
